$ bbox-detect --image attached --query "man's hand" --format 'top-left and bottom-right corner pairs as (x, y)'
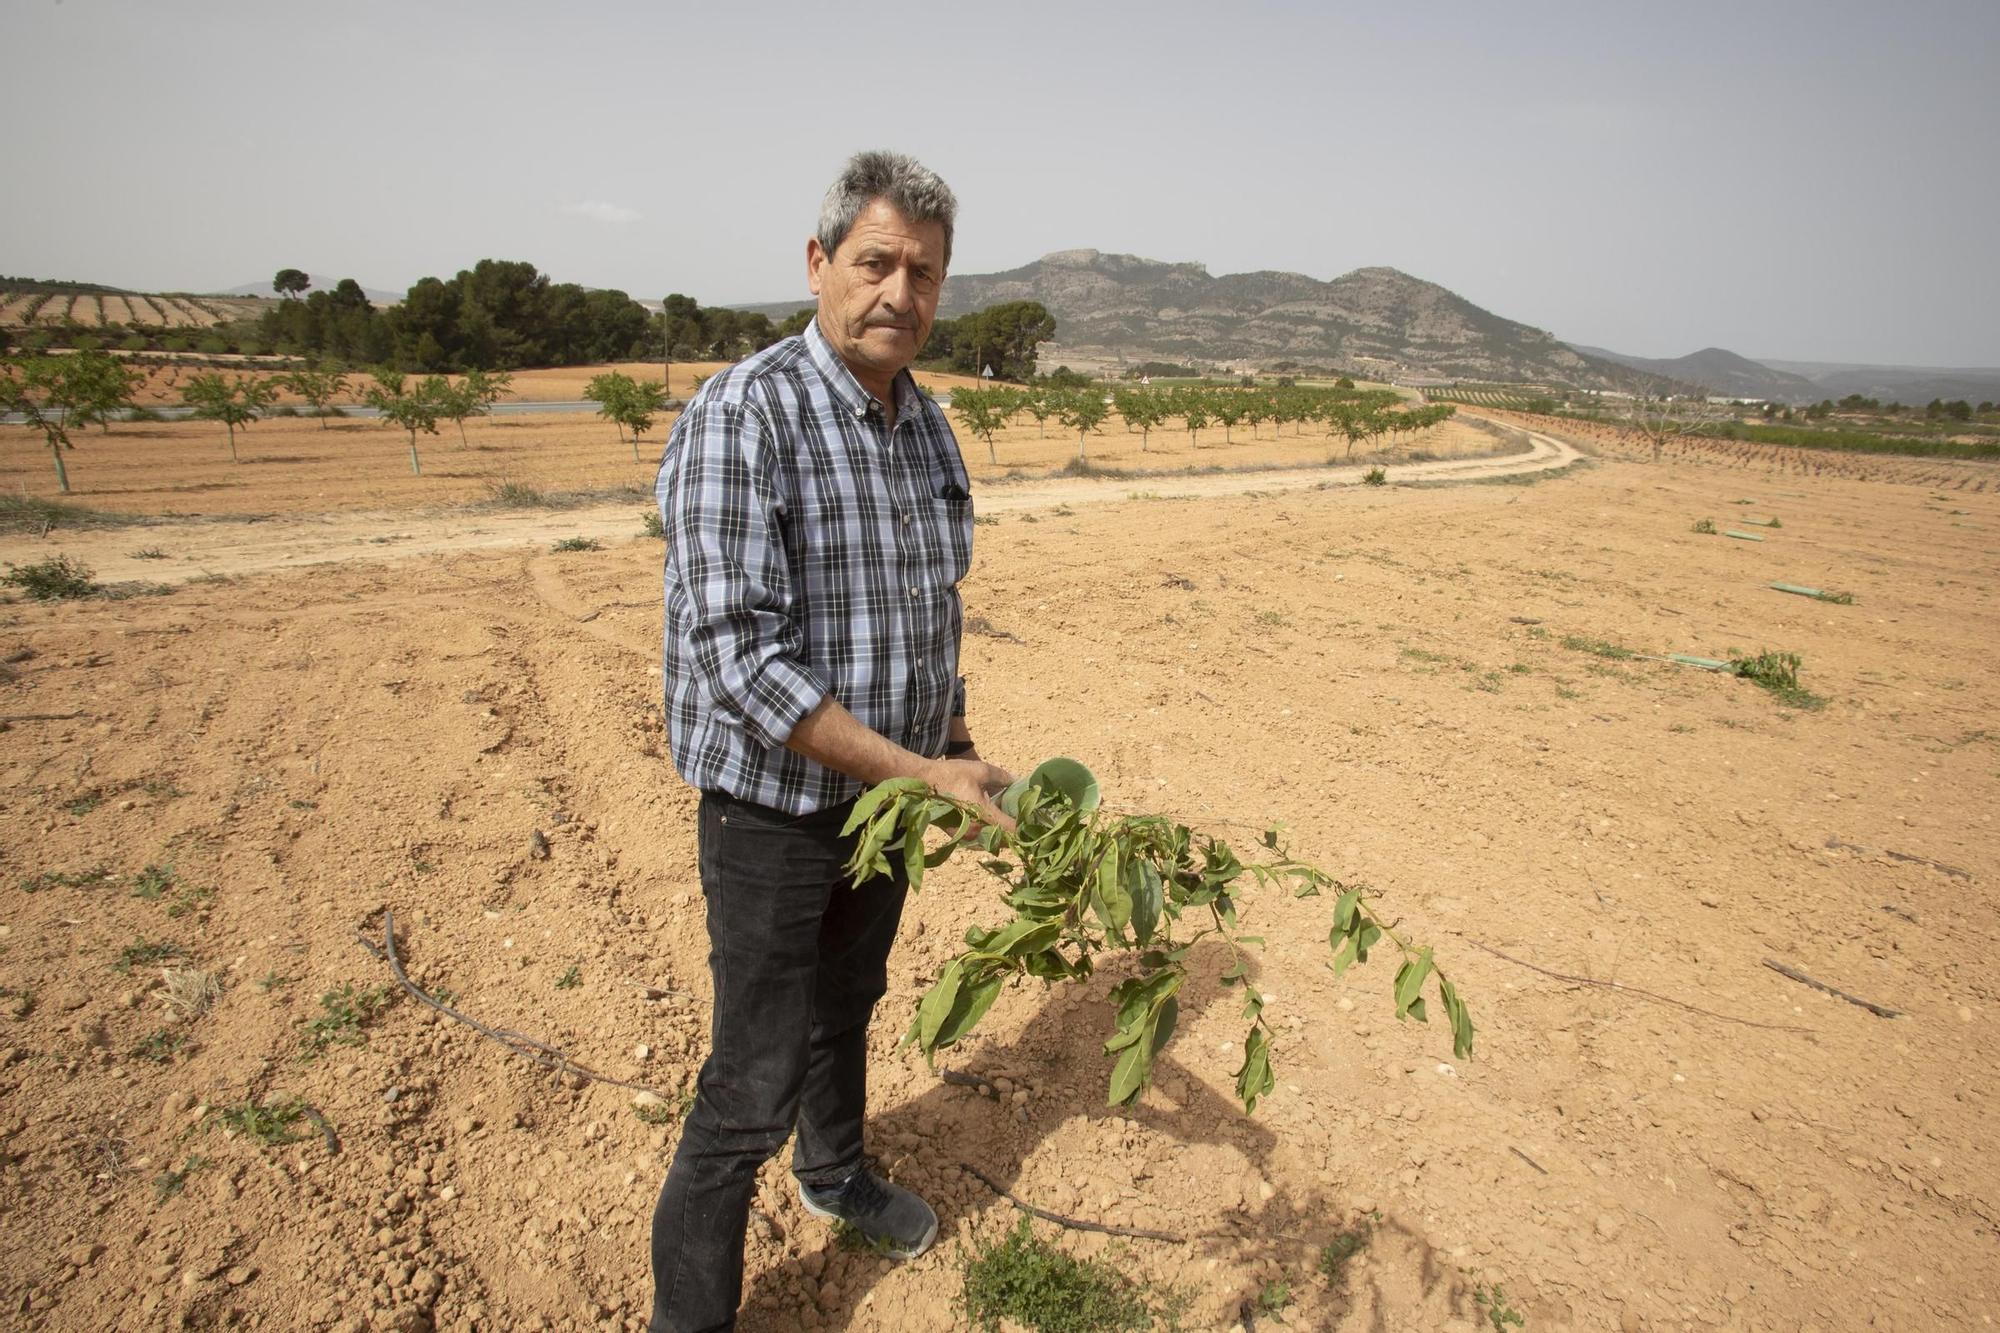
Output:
(925, 756), (1016, 834)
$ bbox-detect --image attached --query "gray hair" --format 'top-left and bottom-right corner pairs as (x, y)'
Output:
(816, 150), (957, 270)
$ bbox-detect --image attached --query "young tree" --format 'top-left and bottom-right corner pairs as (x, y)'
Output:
(363, 370), (446, 475)
(1056, 388), (1109, 460)
(1020, 387), (1057, 439)
(951, 387), (1008, 465)
(1113, 387), (1168, 452)
(585, 371), (669, 461)
(180, 372), (276, 462)
(55, 349), (139, 434)
(1180, 394), (1211, 447)
(1210, 392), (1246, 444)
(276, 367), (349, 428)
(1, 357), (79, 493)
(1619, 392), (1734, 464)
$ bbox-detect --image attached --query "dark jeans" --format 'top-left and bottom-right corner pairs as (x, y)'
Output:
(649, 790), (910, 1333)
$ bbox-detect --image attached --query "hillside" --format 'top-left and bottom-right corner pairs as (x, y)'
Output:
(0, 285), (267, 329)
(1569, 345), (1823, 402)
(740, 250), (1654, 388)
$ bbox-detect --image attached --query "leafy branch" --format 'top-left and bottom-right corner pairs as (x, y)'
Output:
(842, 759), (1473, 1114)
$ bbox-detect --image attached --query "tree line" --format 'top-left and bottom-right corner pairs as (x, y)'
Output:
(948, 382), (1456, 464)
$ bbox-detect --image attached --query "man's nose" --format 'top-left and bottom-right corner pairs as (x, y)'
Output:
(879, 264), (913, 311)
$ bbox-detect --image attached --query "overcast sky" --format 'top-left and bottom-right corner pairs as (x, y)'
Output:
(4, 0), (1996, 366)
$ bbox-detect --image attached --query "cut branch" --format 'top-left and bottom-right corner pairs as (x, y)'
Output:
(959, 1161), (1185, 1243)
(1471, 940), (1812, 1032)
(1763, 958), (1902, 1019)
(358, 909), (676, 1097)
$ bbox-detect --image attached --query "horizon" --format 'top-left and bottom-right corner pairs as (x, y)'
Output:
(3, 0), (1996, 366)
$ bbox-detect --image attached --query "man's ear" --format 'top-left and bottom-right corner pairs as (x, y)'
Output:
(805, 238), (826, 296)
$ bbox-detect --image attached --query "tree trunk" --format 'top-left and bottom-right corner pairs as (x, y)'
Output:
(226, 421), (238, 463)
(50, 442), (70, 494)
(458, 419), (468, 446)
(408, 433), (422, 476)
(631, 435), (642, 465)
(986, 438), (996, 466)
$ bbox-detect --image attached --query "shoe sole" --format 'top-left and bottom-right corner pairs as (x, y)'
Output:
(798, 1187), (938, 1260)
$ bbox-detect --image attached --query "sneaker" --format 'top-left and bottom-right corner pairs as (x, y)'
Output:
(798, 1168), (939, 1259)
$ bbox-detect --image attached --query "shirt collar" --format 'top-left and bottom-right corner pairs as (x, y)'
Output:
(803, 316), (922, 423)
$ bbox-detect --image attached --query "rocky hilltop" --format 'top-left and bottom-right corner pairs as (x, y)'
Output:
(930, 249), (1636, 387)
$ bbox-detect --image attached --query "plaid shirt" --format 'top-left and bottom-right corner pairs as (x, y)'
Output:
(655, 318), (973, 814)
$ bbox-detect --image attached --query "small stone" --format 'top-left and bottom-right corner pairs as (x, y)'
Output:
(225, 1265), (255, 1286)
(1959, 1007), (1974, 1023)
(633, 1044), (651, 1061)
(1595, 1211), (1624, 1240)
(167, 1091), (195, 1114)
(453, 1117), (479, 1135)
(67, 1243), (106, 1267)
(1620, 1312), (1642, 1332)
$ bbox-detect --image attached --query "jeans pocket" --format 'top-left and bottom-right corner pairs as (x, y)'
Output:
(708, 792), (844, 833)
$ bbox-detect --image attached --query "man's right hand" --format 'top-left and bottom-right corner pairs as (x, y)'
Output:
(925, 757), (1017, 833)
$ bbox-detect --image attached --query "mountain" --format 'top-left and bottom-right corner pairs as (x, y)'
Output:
(1571, 345), (1823, 402)
(737, 250), (1652, 389)
(1754, 359), (2000, 406)
(216, 276), (401, 304)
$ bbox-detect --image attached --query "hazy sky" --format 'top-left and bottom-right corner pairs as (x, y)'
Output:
(5, 0), (1996, 365)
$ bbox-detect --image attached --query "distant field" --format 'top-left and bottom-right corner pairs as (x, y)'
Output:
(0, 288), (266, 329)
(1422, 386), (1560, 410)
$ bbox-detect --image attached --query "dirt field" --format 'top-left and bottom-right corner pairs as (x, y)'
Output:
(2, 419), (1997, 1333)
(0, 392), (1500, 521)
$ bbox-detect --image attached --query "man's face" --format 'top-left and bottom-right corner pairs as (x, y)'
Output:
(807, 199), (946, 394)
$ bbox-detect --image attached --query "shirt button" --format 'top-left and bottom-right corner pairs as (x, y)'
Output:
(908, 585), (919, 598)
(901, 512), (912, 526)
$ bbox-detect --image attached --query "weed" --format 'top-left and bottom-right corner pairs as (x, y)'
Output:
(131, 546), (169, 560)
(287, 798), (318, 810)
(1691, 518), (1716, 534)
(0, 494), (132, 533)
(1767, 517), (1783, 528)
(165, 883), (214, 919)
(1525, 625), (1548, 639)
(487, 480), (549, 507)
(1256, 1278), (1293, 1318)
(961, 1217), (1157, 1333)
(140, 778), (188, 799)
(1362, 467), (1387, 486)
(300, 983), (392, 1057)
(1560, 634), (1634, 660)
(1475, 1284), (1526, 1330)
(1813, 589), (1855, 605)
(634, 1092), (692, 1126)
(1400, 646), (1450, 665)
(116, 938), (188, 973)
(1507, 663), (1532, 674)
(2, 555), (100, 600)
(641, 507), (664, 539)
(1252, 609), (1289, 629)
(1729, 650), (1825, 710)
(214, 1097), (310, 1146)
(2, 986), (36, 1019)
(131, 862), (176, 900)
(550, 536), (601, 553)
(256, 971), (295, 992)
(19, 866), (111, 892)
(974, 514), (999, 525)
(153, 1154), (210, 1201)
(1317, 1214), (1377, 1280)
(1554, 683), (1582, 701)
(1668, 723), (1695, 734)
(556, 963), (582, 990)
(133, 1028), (187, 1062)
(64, 791), (104, 817)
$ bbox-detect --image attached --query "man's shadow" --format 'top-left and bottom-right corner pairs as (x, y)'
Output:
(737, 945), (1472, 1331)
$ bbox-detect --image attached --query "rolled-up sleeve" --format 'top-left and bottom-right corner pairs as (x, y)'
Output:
(662, 397), (827, 749)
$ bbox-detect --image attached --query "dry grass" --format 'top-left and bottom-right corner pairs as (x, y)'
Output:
(159, 967), (223, 1019)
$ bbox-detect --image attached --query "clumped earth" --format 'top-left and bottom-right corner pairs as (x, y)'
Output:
(0, 417), (1996, 1332)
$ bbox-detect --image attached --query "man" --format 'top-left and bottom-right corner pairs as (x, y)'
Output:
(648, 151), (1012, 1333)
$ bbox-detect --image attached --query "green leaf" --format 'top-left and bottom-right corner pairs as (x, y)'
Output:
(1107, 994), (1178, 1107)
(1334, 888), (1361, 932)
(1094, 846), (1133, 938)
(933, 970), (1003, 1049)
(982, 917), (1062, 961)
(914, 960), (964, 1054)
(1394, 947), (1433, 1018)
(1405, 996), (1427, 1023)
(1353, 922), (1382, 964)
(1330, 935), (1358, 977)
(1234, 1026), (1275, 1113)
(902, 824), (929, 892)
(1127, 861), (1163, 946)
(1439, 976), (1476, 1059)
(842, 777), (927, 836)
